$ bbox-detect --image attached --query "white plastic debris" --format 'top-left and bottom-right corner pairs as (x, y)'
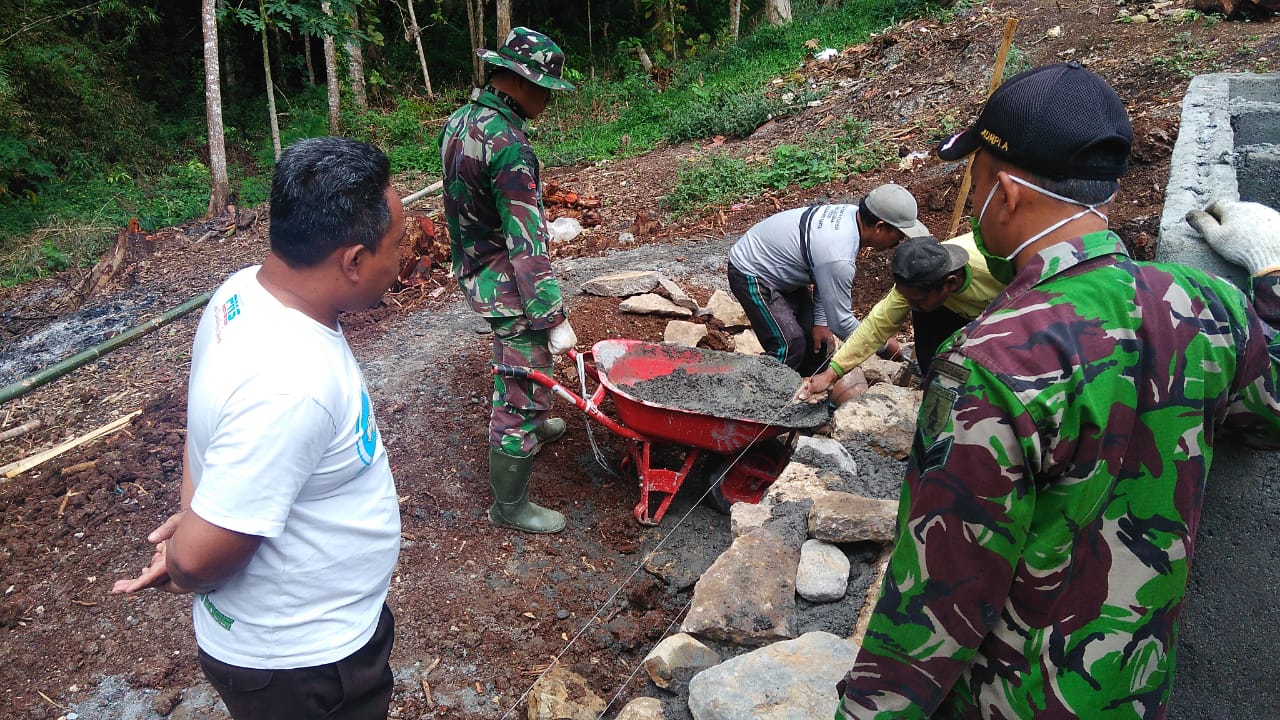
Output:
(548, 216), (583, 243)
(898, 150), (930, 171)
(815, 48), (839, 62)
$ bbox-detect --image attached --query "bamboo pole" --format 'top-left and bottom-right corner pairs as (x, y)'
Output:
(402, 180), (443, 207)
(0, 291), (213, 407)
(1, 185), (437, 409)
(0, 410), (141, 479)
(946, 18), (1019, 240)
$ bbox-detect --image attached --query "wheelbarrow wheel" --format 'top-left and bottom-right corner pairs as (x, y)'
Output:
(705, 438), (791, 515)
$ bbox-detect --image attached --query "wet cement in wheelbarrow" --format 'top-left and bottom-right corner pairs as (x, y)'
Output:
(618, 347), (831, 428)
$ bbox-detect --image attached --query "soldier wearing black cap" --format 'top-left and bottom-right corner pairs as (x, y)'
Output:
(833, 62), (1280, 720)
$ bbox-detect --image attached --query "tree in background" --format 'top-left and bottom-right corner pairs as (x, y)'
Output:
(396, 0), (434, 97)
(496, 0), (511, 46)
(766, 0), (793, 25)
(465, 0), (484, 86)
(202, 0), (230, 215)
(346, 8), (367, 111)
(322, 1), (340, 133)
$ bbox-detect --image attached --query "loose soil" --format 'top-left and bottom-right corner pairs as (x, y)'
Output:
(2, 2), (1277, 718)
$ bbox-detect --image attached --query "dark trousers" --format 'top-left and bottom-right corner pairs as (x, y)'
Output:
(198, 604), (395, 720)
(911, 305), (970, 376)
(727, 261), (825, 375)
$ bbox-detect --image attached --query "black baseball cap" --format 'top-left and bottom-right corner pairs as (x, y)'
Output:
(892, 236), (969, 286)
(936, 62), (1132, 180)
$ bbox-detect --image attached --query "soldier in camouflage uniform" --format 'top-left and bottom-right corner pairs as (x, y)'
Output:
(440, 27), (577, 534)
(828, 62), (1280, 719)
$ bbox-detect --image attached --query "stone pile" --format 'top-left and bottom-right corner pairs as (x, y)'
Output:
(539, 271), (924, 720)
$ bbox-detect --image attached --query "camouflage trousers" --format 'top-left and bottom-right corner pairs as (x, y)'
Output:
(487, 316), (553, 457)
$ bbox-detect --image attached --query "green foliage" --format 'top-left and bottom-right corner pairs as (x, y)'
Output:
(661, 118), (894, 215)
(1152, 32), (1219, 77)
(665, 87), (792, 143)
(0, 0), (946, 286)
(1002, 44), (1033, 80)
(349, 93), (458, 175)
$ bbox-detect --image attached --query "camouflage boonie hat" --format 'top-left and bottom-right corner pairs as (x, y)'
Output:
(477, 27), (574, 91)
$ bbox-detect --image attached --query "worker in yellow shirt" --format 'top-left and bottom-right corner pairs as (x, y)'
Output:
(798, 233), (1005, 403)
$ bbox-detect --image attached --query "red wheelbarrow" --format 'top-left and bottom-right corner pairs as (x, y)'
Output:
(493, 339), (828, 525)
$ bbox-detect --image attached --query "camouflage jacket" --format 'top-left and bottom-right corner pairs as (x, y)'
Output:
(837, 231), (1280, 720)
(440, 87), (564, 328)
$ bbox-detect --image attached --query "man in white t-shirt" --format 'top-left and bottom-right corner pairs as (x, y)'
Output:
(112, 136), (406, 720)
(727, 183), (930, 376)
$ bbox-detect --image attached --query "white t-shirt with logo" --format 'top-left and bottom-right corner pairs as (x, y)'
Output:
(186, 266), (400, 669)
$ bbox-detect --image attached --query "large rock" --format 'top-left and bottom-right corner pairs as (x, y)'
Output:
(581, 270), (660, 296)
(795, 539), (850, 603)
(528, 665), (606, 720)
(733, 329), (765, 355)
(620, 293), (694, 317)
(656, 275), (700, 310)
(808, 491), (898, 544)
(682, 512), (807, 645)
(832, 384), (921, 460)
(643, 633), (721, 690)
(617, 696), (666, 720)
(790, 436), (858, 480)
(763, 462), (842, 507)
(687, 632), (860, 720)
(730, 502), (772, 537)
(858, 356), (905, 386)
(664, 320), (709, 347)
(706, 289), (749, 328)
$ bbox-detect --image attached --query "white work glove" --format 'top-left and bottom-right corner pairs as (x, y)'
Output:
(548, 320), (578, 356)
(1185, 198), (1280, 277)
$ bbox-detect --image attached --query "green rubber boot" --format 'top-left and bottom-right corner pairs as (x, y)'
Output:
(532, 417), (567, 454)
(488, 448), (566, 534)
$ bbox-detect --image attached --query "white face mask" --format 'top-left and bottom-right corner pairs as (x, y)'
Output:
(986, 175), (1115, 261)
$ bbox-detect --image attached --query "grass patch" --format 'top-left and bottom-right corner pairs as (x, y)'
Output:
(661, 118), (894, 215)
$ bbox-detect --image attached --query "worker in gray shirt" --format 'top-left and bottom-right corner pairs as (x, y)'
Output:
(727, 183), (930, 375)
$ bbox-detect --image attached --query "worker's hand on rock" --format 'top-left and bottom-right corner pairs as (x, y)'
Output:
(548, 320), (578, 356)
(794, 368), (837, 404)
(1186, 198), (1280, 277)
(812, 325), (838, 358)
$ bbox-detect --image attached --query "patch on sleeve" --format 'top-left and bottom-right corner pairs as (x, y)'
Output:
(932, 357), (970, 384)
(919, 381), (957, 446)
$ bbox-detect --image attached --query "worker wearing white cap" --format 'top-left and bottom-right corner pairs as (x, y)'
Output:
(727, 183), (930, 375)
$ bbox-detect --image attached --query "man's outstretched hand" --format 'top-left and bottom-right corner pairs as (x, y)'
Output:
(1186, 198), (1280, 277)
(111, 511), (188, 595)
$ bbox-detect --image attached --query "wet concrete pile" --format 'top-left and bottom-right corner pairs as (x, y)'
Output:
(617, 345), (830, 428)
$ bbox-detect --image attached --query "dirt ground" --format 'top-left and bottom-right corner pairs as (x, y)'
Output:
(1, 1), (1276, 717)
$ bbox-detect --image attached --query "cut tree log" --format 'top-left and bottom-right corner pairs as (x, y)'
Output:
(0, 410), (141, 480)
(0, 419), (42, 442)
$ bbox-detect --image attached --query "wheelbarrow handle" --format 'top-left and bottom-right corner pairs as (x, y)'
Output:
(493, 363), (533, 380)
(491, 363), (645, 441)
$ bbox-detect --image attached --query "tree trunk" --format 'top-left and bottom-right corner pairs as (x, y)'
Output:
(202, 0), (230, 216)
(259, 0), (281, 160)
(405, 0), (434, 97)
(304, 32), (315, 85)
(466, 0), (485, 87)
(765, 0), (793, 25)
(345, 10), (367, 110)
(322, 2), (341, 134)
(495, 0), (511, 46)
(729, 0), (741, 40)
